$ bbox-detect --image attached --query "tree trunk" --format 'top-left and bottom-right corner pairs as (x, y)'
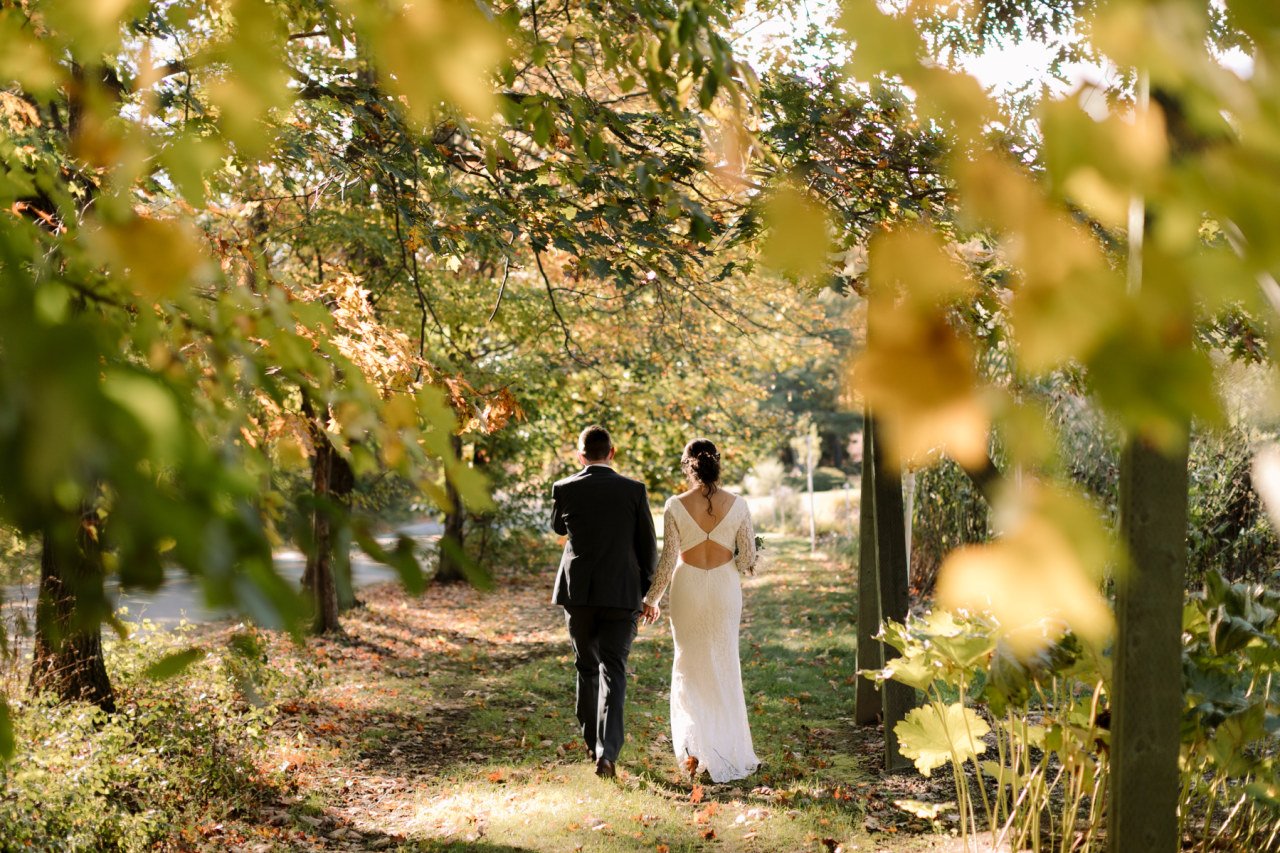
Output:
(854, 413), (883, 726)
(330, 449), (357, 611)
(1109, 436), (1188, 853)
(29, 512), (115, 712)
(870, 420), (914, 771)
(435, 433), (468, 583)
(303, 428), (342, 635)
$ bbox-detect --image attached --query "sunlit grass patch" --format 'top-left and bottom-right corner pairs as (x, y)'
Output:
(1, 533), (953, 851)
(405, 762), (862, 852)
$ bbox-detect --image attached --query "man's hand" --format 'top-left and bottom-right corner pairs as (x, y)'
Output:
(641, 603), (660, 625)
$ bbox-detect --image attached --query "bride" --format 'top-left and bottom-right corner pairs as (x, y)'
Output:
(641, 438), (760, 783)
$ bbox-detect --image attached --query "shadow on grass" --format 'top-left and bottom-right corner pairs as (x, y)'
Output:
(262, 535), (905, 850)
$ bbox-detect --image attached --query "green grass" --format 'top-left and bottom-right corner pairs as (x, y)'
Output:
(1, 534), (948, 851)
(318, 535), (920, 851)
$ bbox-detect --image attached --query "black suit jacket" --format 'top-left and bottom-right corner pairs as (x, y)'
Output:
(550, 465), (658, 609)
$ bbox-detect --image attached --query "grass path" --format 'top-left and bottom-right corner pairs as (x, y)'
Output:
(243, 535), (949, 852)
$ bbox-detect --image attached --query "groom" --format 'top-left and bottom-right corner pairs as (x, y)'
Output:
(551, 425), (658, 778)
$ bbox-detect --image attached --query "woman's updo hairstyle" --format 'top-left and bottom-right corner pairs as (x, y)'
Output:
(681, 438), (722, 513)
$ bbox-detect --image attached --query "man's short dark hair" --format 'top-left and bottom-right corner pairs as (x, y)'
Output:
(578, 425), (612, 462)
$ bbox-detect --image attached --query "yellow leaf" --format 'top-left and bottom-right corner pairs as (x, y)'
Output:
(851, 232), (989, 470)
(839, 0), (923, 79)
(1007, 214), (1122, 373)
(0, 17), (60, 95)
(866, 223), (972, 306)
(894, 703), (989, 777)
(202, 0), (292, 156)
(345, 0), (506, 128)
(936, 481), (1115, 657)
(88, 215), (208, 299)
(276, 434), (309, 470)
(1062, 167), (1130, 231)
(383, 395), (419, 432)
(0, 91), (40, 132)
(42, 0), (140, 59)
(760, 181), (832, 281)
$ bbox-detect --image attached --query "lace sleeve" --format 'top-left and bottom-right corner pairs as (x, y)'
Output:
(734, 505), (758, 576)
(644, 503), (679, 607)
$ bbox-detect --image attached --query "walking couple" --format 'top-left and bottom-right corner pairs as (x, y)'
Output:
(550, 424), (760, 782)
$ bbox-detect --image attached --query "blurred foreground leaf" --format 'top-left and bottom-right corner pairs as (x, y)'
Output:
(144, 647), (207, 680)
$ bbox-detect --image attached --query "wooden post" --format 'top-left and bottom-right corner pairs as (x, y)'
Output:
(806, 428), (817, 552)
(854, 414), (882, 726)
(1110, 437), (1188, 852)
(1108, 67), (1189, 852)
(870, 419), (914, 771)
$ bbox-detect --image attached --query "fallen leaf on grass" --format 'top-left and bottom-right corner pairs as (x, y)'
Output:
(700, 827), (716, 840)
(486, 771), (504, 783)
(690, 784), (704, 804)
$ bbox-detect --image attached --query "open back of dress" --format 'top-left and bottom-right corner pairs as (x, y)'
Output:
(671, 494), (740, 568)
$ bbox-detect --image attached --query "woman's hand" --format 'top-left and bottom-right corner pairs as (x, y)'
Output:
(641, 603), (661, 625)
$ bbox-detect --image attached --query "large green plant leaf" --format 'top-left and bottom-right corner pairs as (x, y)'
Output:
(895, 702), (990, 777)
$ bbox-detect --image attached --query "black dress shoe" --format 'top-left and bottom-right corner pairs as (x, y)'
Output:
(595, 757), (616, 778)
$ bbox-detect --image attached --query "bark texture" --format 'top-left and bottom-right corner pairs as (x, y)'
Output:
(869, 420), (913, 771)
(29, 513), (116, 712)
(435, 433), (468, 583)
(303, 426), (343, 634)
(854, 414), (883, 726)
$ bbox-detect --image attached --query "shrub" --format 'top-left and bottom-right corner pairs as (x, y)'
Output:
(811, 466), (849, 491)
(907, 403), (1280, 590)
(869, 572), (1280, 851)
(908, 458), (989, 594)
(0, 621), (303, 850)
(1187, 429), (1280, 584)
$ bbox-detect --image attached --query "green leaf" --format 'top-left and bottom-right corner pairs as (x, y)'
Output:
(874, 652), (937, 691)
(439, 534), (493, 591)
(895, 703), (990, 777)
(355, 528), (426, 595)
(144, 647), (207, 680)
(448, 460), (494, 512)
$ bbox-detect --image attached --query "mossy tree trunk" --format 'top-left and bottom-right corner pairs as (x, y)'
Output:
(29, 510), (116, 712)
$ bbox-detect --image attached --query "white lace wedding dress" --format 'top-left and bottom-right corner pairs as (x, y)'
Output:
(644, 493), (760, 783)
